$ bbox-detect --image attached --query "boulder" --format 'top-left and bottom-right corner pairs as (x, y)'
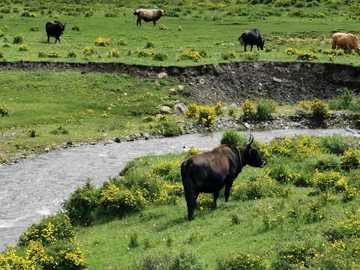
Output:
(174, 103), (188, 115)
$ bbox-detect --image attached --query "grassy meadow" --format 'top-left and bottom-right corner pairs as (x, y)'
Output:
(0, 0), (360, 65)
(1, 0), (360, 269)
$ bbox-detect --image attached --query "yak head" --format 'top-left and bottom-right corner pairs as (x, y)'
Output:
(244, 134), (266, 168)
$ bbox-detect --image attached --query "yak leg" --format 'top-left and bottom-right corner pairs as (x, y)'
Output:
(224, 178), (234, 202)
(211, 191), (219, 209)
(244, 44), (247, 52)
(346, 44), (353, 55)
(250, 44), (254, 52)
(137, 18), (141, 26)
(185, 190), (198, 221)
(153, 20), (156, 27)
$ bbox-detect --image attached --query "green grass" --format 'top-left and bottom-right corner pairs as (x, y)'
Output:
(0, 70), (187, 162)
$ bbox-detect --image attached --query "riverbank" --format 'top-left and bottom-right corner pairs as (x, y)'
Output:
(1, 128), (360, 251)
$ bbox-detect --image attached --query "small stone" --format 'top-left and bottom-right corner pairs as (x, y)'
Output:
(158, 72), (168, 79)
(177, 85), (184, 90)
(179, 75), (186, 82)
(161, 105), (172, 113)
(244, 123), (251, 129)
(296, 109), (306, 115)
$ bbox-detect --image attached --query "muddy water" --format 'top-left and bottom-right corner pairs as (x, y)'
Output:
(0, 129), (357, 251)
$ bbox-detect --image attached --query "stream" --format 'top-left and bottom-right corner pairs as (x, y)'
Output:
(0, 128), (358, 251)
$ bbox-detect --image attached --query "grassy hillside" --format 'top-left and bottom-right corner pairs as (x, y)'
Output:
(3, 132), (360, 269)
(0, 0), (359, 65)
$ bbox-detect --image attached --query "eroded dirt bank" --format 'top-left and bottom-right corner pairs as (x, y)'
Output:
(1, 61), (360, 103)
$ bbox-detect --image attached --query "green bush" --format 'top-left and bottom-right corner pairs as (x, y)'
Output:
(62, 179), (98, 225)
(50, 126), (69, 135)
(256, 100), (276, 118)
(320, 134), (349, 155)
(341, 148), (360, 171)
(307, 153), (342, 171)
(220, 130), (248, 148)
(154, 120), (181, 137)
(13, 35), (23, 44)
(67, 50), (78, 58)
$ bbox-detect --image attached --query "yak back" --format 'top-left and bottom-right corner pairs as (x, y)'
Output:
(182, 145), (241, 192)
(46, 21), (66, 35)
(238, 29), (263, 47)
(134, 9), (165, 21)
(333, 33), (360, 55)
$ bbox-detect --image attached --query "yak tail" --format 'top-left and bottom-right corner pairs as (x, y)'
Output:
(181, 159), (195, 200)
(238, 36), (245, 46)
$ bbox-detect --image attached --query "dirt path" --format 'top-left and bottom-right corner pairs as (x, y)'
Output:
(0, 128), (359, 251)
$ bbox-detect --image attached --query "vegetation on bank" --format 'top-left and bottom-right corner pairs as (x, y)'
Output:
(1, 69), (359, 164)
(0, 0), (360, 65)
(2, 131), (360, 269)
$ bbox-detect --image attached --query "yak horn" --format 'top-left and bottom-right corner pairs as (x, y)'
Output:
(247, 134), (254, 146)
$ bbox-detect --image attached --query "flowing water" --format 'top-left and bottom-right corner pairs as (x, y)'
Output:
(0, 129), (357, 251)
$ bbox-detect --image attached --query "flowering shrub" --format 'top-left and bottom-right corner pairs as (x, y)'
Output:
(242, 99), (255, 117)
(18, 44), (29, 51)
(299, 100), (311, 110)
(142, 115), (155, 122)
(220, 251), (268, 269)
(341, 148), (360, 171)
(152, 160), (182, 182)
(18, 213), (76, 246)
(84, 8), (94, 17)
(311, 98), (328, 119)
(109, 48), (120, 57)
(184, 103), (199, 118)
(177, 49), (208, 62)
(198, 105), (215, 127)
(72, 24), (80, 31)
(49, 51), (61, 58)
(215, 101), (224, 115)
(67, 50), (78, 58)
(285, 47), (298, 55)
(95, 37), (111, 46)
(159, 24), (168, 30)
(0, 102), (9, 116)
(83, 46), (96, 56)
(187, 146), (202, 157)
(99, 182), (146, 214)
(297, 50), (319, 61)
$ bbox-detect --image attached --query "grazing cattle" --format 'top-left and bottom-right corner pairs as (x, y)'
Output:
(181, 134), (266, 221)
(332, 33), (360, 55)
(238, 29), (265, 52)
(133, 9), (166, 27)
(46, 21), (66, 44)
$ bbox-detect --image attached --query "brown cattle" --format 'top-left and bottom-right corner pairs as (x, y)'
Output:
(181, 134), (266, 220)
(133, 9), (166, 27)
(332, 33), (360, 55)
